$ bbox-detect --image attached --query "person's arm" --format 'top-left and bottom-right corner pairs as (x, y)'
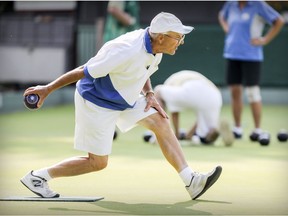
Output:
(186, 123), (197, 140)
(154, 85), (166, 110)
(251, 16), (285, 46)
(218, 12), (229, 34)
(107, 2), (136, 26)
(23, 65), (85, 108)
(142, 78), (154, 97)
(142, 78), (168, 119)
(173, 113), (197, 140)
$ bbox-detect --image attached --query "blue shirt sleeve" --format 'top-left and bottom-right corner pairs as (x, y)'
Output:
(220, 2), (231, 21)
(83, 65), (94, 80)
(257, 1), (281, 25)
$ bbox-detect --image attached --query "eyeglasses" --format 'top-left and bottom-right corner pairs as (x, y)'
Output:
(163, 34), (185, 45)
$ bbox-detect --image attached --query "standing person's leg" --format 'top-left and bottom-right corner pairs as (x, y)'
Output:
(250, 100), (262, 129)
(226, 59), (243, 138)
(230, 85), (243, 128)
(246, 86), (262, 131)
(243, 61), (263, 140)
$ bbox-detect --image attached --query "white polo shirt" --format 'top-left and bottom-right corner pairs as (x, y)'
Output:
(76, 29), (162, 110)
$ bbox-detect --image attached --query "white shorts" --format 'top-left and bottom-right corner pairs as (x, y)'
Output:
(74, 90), (157, 155)
(160, 80), (222, 137)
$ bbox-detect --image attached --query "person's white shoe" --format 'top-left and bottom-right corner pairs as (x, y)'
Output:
(220, 120), (234, 146)
(186, 166), (222, 200)
(20, 171), (60, 198)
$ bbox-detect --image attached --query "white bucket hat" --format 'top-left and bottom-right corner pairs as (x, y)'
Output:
(150, 12), (194, 34)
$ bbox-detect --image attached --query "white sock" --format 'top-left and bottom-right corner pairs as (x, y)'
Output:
(254, 128), (262, 134)
(33, 169), (52, 181)
(179, 167), (194, 186)
(233, 126), (243, 134)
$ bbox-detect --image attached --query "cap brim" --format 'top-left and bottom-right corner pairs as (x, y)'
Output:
(180, 26), (194, 34)
(149, 25), (194, 34)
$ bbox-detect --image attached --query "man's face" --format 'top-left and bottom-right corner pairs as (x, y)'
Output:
(160, 32), (185, 55)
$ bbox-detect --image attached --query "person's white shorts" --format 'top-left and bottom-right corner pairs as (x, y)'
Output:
(74, 90), (157, 156)
(159, 80), (222, 137)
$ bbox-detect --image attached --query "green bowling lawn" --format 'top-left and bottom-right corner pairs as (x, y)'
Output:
(0, 104), (287, 215)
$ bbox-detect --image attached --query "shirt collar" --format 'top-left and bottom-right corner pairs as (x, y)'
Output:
(235, 1), (252, 7)
(144, 28), (153, 54)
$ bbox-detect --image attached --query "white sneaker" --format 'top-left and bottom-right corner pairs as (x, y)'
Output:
(186, 166), (222, 200)
(20, 171), (60, 198)
(220, 120), (234, 146)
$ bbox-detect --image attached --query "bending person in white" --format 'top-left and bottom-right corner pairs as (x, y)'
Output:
(155, 70), (234, 146)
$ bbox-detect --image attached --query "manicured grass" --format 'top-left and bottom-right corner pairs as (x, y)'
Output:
(0, 104), (287, 215)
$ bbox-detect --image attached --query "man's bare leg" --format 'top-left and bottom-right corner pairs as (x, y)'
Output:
(138, 113), (188, 172)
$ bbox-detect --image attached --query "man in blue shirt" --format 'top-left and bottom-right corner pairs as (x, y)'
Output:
(218, 1), (284, 140)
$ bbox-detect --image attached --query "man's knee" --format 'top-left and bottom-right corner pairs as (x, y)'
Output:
(245, 86), (261, 103)
(88, 153), (108, 171)
(230, 85), (242, 98)
(143, 113), (170, 131)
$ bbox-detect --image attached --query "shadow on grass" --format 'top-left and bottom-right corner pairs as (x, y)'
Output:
(49, 199), (232, 215)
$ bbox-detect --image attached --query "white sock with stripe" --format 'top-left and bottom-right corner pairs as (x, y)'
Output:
(179, 167), (194, 186)
(33, 169), (52, 181)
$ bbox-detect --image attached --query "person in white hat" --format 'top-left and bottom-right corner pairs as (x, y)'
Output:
(21, 12), (222, 200)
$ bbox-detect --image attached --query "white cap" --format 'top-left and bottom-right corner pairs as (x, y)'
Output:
(150, 12), (194, 34)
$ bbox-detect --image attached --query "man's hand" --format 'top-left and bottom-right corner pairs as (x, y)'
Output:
(251, 37), (267, 46)
(23, 85), (49, 108)
(144, 92), (169, 119)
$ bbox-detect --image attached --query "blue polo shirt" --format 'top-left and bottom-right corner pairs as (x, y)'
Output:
(76, 28), (162, 111)
(220, 1), (281, 61)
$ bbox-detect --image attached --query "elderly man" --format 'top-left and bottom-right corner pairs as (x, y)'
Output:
(21, 12), (222, 200)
